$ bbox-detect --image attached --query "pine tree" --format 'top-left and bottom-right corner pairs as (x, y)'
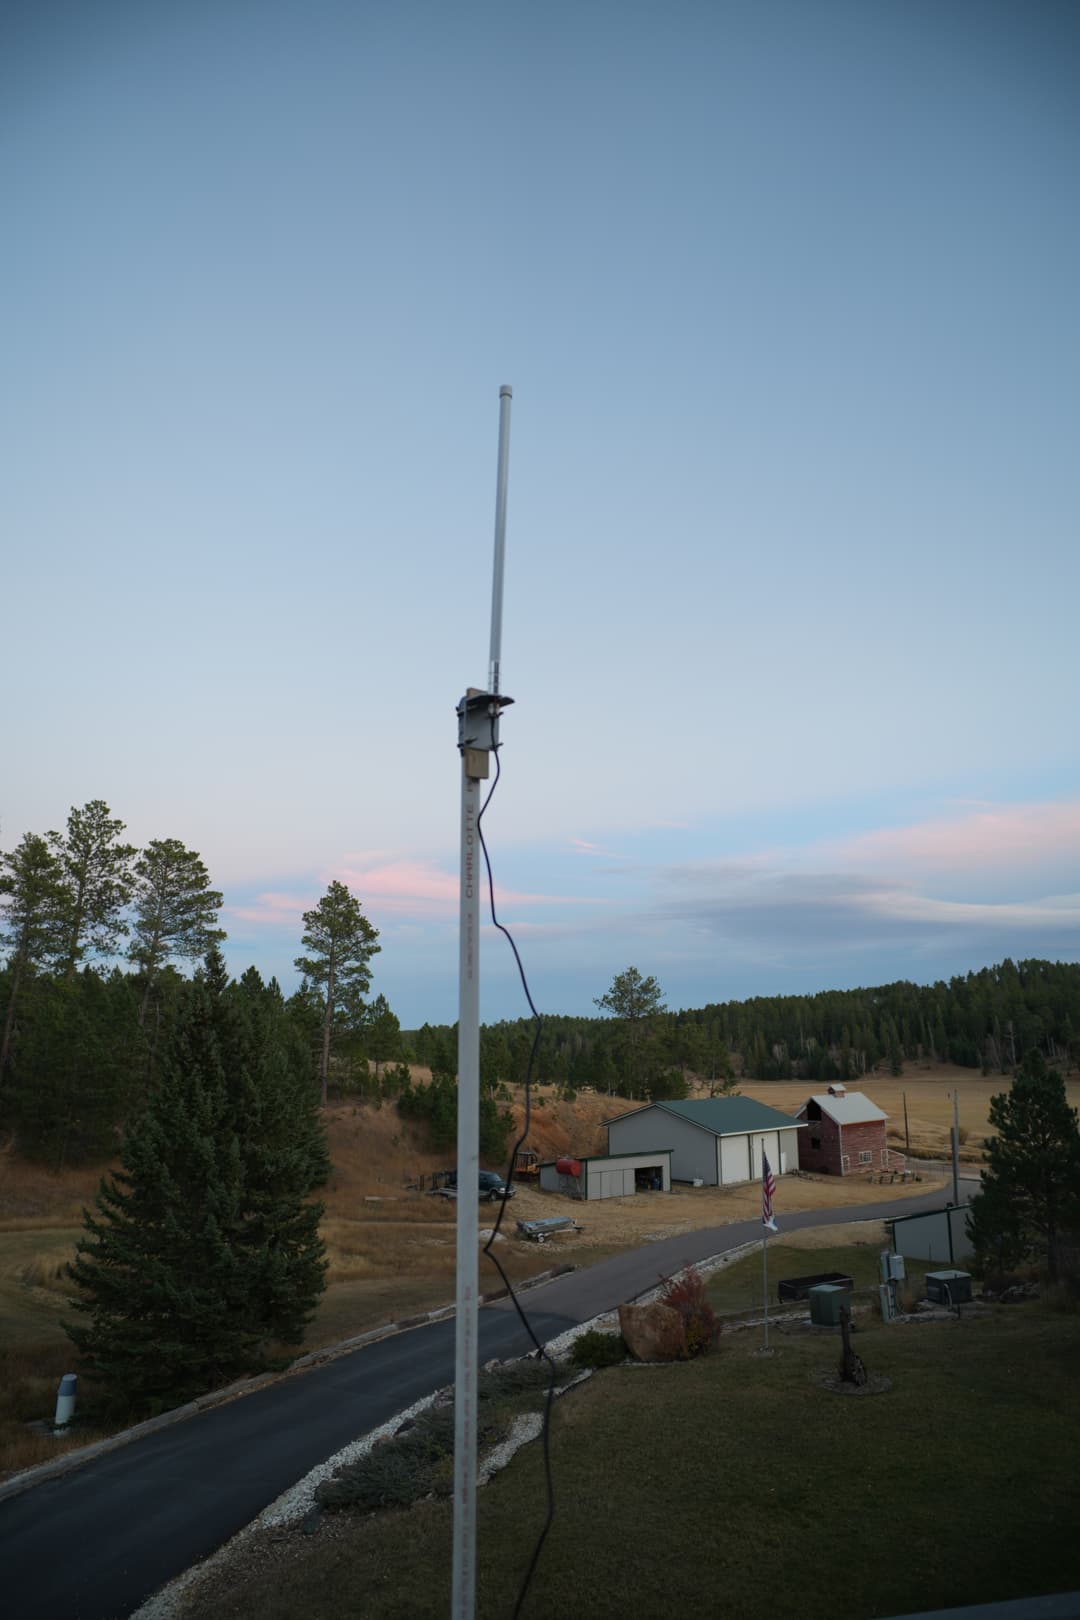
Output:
(364, 993), (401, 1083)
(128, 839), (225, 1024)
(47, 801), (137, 981)
(1, 833), (67, 1078)
(294, 882), (380, 1106)
(967, 1052), (1080, 1282)
(10, 968), (141, 1167)
(66, 979), (327, 1413)
(594, 967), (666, 1095)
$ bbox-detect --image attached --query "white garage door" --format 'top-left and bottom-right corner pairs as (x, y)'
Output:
(751, 1132), (781, 1180)
(720, 1135), (751, 1185)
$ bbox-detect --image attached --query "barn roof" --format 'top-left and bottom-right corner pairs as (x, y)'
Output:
(608, 1097), (803, 1138)
(797, 1091), (888, 1125)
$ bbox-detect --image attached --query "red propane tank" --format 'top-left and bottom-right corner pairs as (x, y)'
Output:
(555, 1157), (582, 1177)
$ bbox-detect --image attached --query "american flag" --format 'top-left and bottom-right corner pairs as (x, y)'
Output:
(761, 1152), (778, 1232)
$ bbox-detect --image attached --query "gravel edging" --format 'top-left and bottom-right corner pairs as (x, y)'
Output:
(117, 1243), (782, 1617)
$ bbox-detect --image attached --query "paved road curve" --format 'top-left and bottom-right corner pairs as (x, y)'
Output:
(2, 1188), (950, 1620)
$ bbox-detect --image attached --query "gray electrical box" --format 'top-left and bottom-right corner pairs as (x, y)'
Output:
(925, 1269), (972, 1304)
(809, 1283), (852, 1326)
(880, 1251), (906, 1283)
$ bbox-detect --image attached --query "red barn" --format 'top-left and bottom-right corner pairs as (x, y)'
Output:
(795, 1084), (889, 1175)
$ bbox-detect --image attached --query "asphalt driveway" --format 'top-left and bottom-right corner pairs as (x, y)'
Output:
(2, 1187), (950, 1620)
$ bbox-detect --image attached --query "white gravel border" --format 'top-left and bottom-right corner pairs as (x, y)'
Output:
(130, 1243), (759, 1619)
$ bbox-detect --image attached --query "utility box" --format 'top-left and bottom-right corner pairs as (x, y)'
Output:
(925, 1270), (972, 1305)
(809, 1283), (852, 1326)
(880, 1251), (906, 1283)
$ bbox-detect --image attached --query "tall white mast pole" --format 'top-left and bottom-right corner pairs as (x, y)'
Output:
(452, 386), (513, 1620)
(488, 385), (513, 696)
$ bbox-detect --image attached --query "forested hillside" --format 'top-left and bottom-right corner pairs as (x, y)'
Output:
(410, 958), (1080, 1098)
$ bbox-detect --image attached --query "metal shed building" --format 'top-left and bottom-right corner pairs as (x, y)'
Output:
(538, 1150), (672, 1200)
(606, 1098), (803, 1187)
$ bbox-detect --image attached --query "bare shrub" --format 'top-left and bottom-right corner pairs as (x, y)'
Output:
(659, 1265), (721, 1356)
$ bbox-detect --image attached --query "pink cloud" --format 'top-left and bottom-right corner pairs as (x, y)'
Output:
(822, 801), (1080, 874)
(569, 837), (625, 858)
(227, 891), (312, 927)
(334, 857), (611, 918)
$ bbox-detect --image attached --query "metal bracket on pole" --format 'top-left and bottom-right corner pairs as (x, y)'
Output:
(456, 688), (514, 781)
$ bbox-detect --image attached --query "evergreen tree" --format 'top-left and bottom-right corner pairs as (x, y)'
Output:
(47, 801), (137, 981)
(1, 833), (67, 1078)
(594, 967), (666, 1095)
(967, 1052), (1080, 1282)
(294, 882), (380, 1106)
(128, 839), (225, 1024)
(365, 993), (402, 1082)
(9, 969), (141, 1167)
(66, 981), (328, 1413)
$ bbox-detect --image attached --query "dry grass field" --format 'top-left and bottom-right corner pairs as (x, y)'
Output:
(2, 1058), (1068, 1477)
(737, 1063), (1047, 1162)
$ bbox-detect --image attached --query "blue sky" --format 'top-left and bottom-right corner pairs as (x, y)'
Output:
(4, 0), (1079, 1025)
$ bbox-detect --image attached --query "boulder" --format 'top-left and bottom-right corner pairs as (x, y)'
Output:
(617, 1301), (686, 1362)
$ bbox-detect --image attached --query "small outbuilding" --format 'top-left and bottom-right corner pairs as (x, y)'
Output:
(795, 1084), (889, 1175)
(539, 1150), (672, 1200)
(606, 1098), (803, 1187)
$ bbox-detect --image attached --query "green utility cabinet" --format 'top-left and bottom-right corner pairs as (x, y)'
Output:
(809, 1282), (852, 1326)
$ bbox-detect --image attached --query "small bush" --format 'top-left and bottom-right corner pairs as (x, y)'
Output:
(317, 1358), (553, 1514)
(570, 1331), (628, 1370)
(659, 1265), (721, 1356)
(478, 1358), (553, 1401)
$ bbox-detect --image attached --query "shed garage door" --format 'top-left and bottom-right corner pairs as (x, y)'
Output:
(596, 1167), (634, 1198)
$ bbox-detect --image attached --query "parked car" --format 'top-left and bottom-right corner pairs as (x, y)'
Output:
(431, 1170), (516, 1202)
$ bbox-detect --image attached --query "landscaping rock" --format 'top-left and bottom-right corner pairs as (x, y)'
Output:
(617, 1301), (686, 1362)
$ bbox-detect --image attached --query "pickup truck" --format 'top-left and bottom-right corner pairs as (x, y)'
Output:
(432, 1170), (516, 1203)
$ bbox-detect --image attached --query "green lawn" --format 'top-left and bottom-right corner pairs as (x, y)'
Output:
(705, 1241), (936, 1318)
(179, 1287), (1080, 1620)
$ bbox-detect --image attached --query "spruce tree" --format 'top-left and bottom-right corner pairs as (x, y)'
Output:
(66, 978), (328, 1413)
(967, 1052), (1080, 1282)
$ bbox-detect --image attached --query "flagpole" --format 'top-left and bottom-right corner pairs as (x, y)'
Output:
(761, 1150), (777, 1352)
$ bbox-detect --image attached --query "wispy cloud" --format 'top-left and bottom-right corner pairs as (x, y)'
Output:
(227, 891), (312, 928)
(569, 837), (625, 859)
(335, 856), (613, 918)
(821, 800), (1080, 874)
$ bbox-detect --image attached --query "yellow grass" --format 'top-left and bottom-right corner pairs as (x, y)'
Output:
(2, 1059), (1071, 1477)
(737, 1064), (1080, 1163)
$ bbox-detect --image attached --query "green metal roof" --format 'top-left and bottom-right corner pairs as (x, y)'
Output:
(610, 1097), (803, 1138)
(538, 1150), (674, 1167)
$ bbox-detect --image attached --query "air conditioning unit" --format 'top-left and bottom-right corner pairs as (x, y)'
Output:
(925, 1270), (972, 1305)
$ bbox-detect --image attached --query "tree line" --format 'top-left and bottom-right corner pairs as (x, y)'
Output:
(407, 958), (1080, 1103)
(0, 801), (404, 1165)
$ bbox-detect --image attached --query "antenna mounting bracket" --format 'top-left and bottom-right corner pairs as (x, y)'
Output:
(457, 688), (514, 779)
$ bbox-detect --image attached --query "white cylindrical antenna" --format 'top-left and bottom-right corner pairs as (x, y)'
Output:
(487, 385), (513, 695)
(453, 384), (515, 1620)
